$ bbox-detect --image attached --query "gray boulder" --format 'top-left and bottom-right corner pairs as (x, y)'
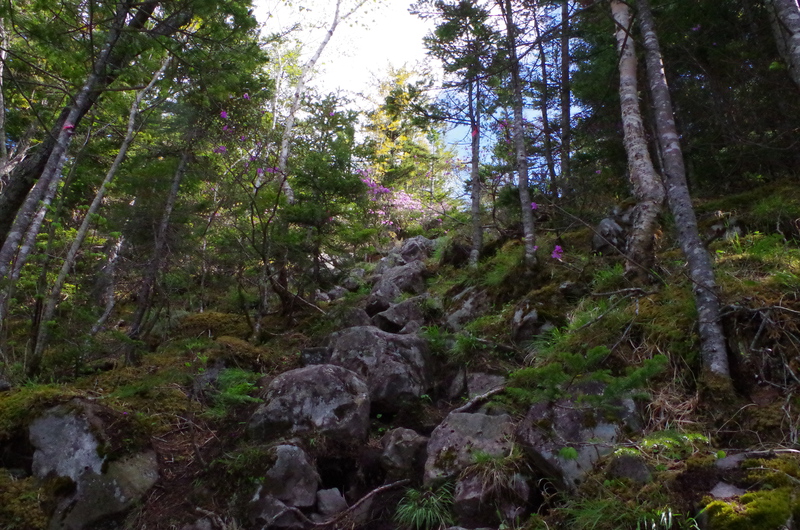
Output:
(328, 326), (430, 410)
(248, 364), (370, 443)
(300, 346), (332, 366)
(445, 287), (489, 332)
(262, 445), (320, 508)
(29, 401), (159, 530)
(398, 235), (435, 262)
(366, 260), (428, 316)
(381, 427), (428, 478)
(316, 488), (348, 516)
(371, 295), (429, 334)
(515, 384), (640, 491)
(466, 373), (506, 398)
(424, 412), (516, 485)
(454, 472), (529, 528)
(250, 495), (305, 530)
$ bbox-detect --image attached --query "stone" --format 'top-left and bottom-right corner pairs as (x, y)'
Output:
(710, 481), (747, 499)
(371, 295), (429, 334)
(466, 373), (506, 398)
(262, 445), (320, 508)
(250, 495), (305, 530)
(592, 217), (627, 255)
(606, 454), (652, 484)
(515, 383), (640, 491)
(328, 326), (430, 411)
(50, 451), (159, 530)
(453, 472), (529, 528)
(424, 412), (516, 485)
(398, 235), (434, 262)
(248, 364), (370, 443)
(300, 346), (332, 366)
(0, 376), (11, 392)
(445, 287), (490, 332)
(335, 308), (373, 329)
(366, 260), (428, 316)
(381, 428), (428, 477)
(29, 406), (105, 482)
(316, 488), (348, 516)
(327, 286), (349, 300)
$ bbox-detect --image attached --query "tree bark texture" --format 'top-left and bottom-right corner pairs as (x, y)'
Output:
(0, 0), (177, 248)
(560, 0), (572, 193)
(636, 0), (730, 380)
(768, 0), (800, 90)
(503, 0), (537, 266)
(532, 10), (558, 196)
(468, 80), (483, 268)
(610, 0), (664, 278)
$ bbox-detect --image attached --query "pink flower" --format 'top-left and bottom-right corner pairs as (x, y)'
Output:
(257, 168), (263, 174)
(265, 167), (278, 173)
(531, 202), (538, 210)
(240, 135), (246, 141)
(220, 110), (228, 119)
(213, 145), (227, 153)
(533, 245), (538, 251)
(471, 126), (479, 138)
(551, 245), (564, 260)
(243, 93), (250, 100)
(62, 123), (75, 131)
(222, 125), (229, 131)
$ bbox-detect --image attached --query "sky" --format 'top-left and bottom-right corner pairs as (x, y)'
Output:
(252, 0), (438, 105)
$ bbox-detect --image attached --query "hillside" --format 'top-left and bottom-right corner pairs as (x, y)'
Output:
(1, 181), (799, 530)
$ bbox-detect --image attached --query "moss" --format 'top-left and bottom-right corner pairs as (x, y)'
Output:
(704, 487), (796, 530)
(177, 311), (251, 340)
(0, 385), (78, 442)
(0, 472), (51, 529)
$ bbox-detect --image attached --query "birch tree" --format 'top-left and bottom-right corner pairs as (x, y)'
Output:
(636, 0), (730, 382)
(500, 0), (538, 265)
(768, 0), (800, 90)
(610, 0), (664, 279)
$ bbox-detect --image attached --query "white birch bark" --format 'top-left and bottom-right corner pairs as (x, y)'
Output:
(276, 0), (369, 202)
(637, 0), (730, 381)
(611, 0), (664, 278)
(768, 0), (800, 90)
(468, 80), (482, 268)
(560, 0), (571, 192)
(503, 0), (537, 265)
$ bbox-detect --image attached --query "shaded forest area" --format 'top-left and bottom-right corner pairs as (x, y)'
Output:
(1, 0), (800, 529)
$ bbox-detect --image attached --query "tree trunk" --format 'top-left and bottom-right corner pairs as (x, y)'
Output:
(532, 10), (558, 196)
(611, 0), (665, 279)
(636, 0), (730, 381)
(31, 59), (169, 372)
(127, 151), (190, 350)
(560, 0), (572, 193)
(0, 1), (162, 248)
(502, 0), (537, 266)
(90, 236), (124, 336)
(768, 0), (800, 90)
(468, 79), (483, 268)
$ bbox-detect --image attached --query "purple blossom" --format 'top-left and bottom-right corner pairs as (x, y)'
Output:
(551, 245), (564, 260)
(222, 125), (229, 131)
(240, 135), (246, 141)
(220, 110), (228, 119)
(531, 202), (538, 210)
(691, 25), (701, 31)
(213, 145), (227, 154)
(257, 168), (263, 174)
(250, 155), (257, 161)
(265, 167), (278, 173)
(243, 93), (250, 100)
